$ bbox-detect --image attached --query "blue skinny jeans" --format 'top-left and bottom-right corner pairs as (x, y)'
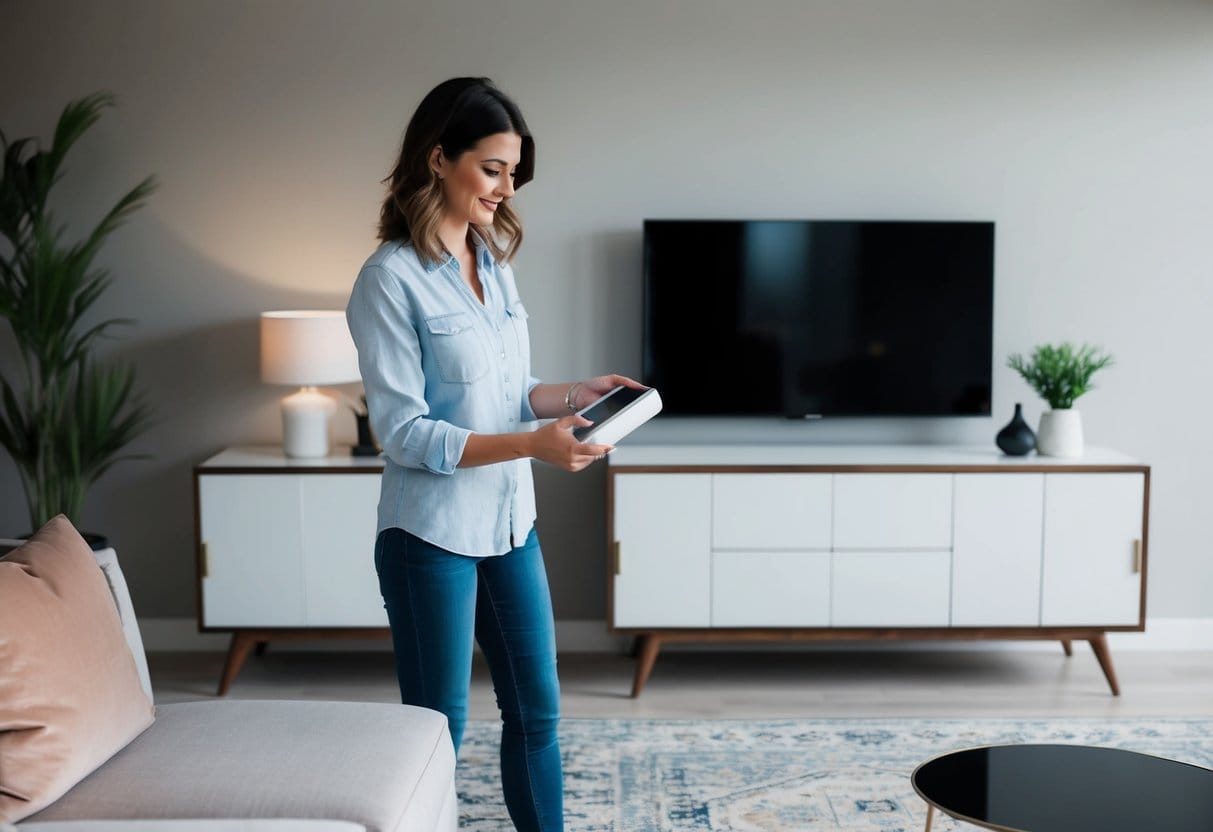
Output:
(374, 526), (562, 831)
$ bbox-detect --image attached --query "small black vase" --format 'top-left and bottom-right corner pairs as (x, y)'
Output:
(351, 413), (381, 457)
(996, 403), (1036, 456)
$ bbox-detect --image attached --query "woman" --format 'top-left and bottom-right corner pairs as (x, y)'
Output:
(345, 76), (642, 832)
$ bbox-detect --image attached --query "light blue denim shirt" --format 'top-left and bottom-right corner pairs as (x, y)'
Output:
(346, 235), (541, 556)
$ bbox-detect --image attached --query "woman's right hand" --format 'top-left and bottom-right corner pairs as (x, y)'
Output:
(530, 415), (614, 472)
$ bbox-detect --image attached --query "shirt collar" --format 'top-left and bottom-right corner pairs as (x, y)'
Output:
(420, 231), (497, 274)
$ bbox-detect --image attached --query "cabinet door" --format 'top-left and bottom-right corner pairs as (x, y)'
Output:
(712, 551), (831, 626)
(1041, 473), (1145, 626)
(952, 474), (1044, 626)
(712, 474), (832, 549)
(831, 551), (952, 626)
(613, 474), (711, 627)
(833, 474), (952, 549)
(199, 474), (306, 627)
(301, 475), (387, 626)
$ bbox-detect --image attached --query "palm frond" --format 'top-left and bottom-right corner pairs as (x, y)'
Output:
(78, 175), (158, 263)
(42, 92), (115, 202)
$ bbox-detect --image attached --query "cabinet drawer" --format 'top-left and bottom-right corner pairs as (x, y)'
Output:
(711, 551), (830, 626)
(831, 550), (951, 626)
(712, 474), (831, 550)
(952, 474), (1044, 626)
(833, 474), (952, 549)
(613, 474), (711, 627)
(199, 474), (306, 627)
(300, 475), (386, 626)
(1041, 473), (1145, 626)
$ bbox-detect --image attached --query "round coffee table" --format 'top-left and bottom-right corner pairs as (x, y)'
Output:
(911, 743), (1213, 831)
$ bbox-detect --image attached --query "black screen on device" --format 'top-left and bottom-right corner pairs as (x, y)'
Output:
(572, 387), (646, 441)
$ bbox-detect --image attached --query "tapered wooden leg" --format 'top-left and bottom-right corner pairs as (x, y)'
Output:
(924, 802), (934, 831)
(217, 631), (258, 696)
(1061, 639), (1073, 656)
(630, 634), (662, 698)
(1088, 632), (1120, 696)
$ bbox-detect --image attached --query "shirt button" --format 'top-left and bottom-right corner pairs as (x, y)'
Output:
(500, 351), (506, 359)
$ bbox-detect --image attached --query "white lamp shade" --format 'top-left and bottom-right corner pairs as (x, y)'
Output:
(260, 310), (360, 386)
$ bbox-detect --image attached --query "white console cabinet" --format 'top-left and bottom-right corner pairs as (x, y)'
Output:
(195, 447), (387, 694)
(607, 445), (1149, 697)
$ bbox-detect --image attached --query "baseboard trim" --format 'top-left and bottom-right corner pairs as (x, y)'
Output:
(140, 617), (1213, 653)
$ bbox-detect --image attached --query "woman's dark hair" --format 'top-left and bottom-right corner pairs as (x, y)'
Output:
(378, 77), (534, 265)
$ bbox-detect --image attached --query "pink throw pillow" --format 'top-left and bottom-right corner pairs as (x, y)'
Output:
(0, 515), (155, 822)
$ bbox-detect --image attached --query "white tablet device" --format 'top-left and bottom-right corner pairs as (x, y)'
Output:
(572, 385), (663, 445)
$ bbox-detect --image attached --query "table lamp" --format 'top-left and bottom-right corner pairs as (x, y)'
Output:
(260, 310), (361, 458)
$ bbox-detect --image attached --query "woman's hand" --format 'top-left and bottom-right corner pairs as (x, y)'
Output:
(571, 374), (647, 411)
(465, 373), (645, 469)
(529, 375), (648, 421)
(530, 414), (614, 472)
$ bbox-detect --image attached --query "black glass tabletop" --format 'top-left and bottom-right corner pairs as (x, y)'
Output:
(912, 744), (1213, 832)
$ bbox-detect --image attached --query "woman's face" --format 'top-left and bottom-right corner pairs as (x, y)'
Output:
(433, 132), (522, 228)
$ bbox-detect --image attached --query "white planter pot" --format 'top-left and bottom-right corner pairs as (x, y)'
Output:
(1037, 409), (1084, 457)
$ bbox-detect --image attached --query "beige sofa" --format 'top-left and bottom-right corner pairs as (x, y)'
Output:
(0, 538), (457, 832)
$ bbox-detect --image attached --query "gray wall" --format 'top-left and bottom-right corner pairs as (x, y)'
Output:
(2, 0), (1210, 623)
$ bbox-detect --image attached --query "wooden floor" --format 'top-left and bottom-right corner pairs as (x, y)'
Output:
(149, 646), (1213, 718)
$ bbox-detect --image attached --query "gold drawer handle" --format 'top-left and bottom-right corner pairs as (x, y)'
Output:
(1133, 539), (1142, 574)
(614, 541), (622, 576)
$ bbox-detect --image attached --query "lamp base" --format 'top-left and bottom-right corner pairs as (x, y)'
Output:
(281, 387), (337, 458)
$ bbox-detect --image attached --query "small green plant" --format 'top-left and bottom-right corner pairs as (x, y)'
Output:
(1007, 342), (1113, 410)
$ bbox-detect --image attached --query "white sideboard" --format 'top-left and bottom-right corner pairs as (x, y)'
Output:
(606, 445), (1150, 697)
(195, 446), (386, 694)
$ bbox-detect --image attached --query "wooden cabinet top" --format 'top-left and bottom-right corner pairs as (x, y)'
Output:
(607, 444), (1146, 471)
(197, 445), (386, 473)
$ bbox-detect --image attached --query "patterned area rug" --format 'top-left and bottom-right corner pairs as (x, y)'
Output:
(456, 717), (1213, 830)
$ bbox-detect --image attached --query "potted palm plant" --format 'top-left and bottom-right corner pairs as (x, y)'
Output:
(0, 91), (156, 545)
(1007, 342), (1113, 457)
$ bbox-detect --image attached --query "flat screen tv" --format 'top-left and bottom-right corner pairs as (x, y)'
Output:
(642, 219), (995, 418)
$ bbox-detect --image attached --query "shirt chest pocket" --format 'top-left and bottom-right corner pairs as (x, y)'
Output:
(425, 312), (487, 383)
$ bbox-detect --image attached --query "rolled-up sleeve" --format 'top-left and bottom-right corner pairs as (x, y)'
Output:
(346, 264), (470, 475)
(522, 377), (542, 422)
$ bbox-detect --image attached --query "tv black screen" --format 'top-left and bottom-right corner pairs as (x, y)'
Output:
(642, 219), (994, 417)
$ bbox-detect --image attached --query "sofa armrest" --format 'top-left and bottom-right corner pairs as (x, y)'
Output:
(90, 547), (153, 703)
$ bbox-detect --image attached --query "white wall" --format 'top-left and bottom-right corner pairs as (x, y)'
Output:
(1, 0), (1210, 623)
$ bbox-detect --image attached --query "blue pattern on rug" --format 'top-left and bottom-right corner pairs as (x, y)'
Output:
(456, 717), (1213, 830)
